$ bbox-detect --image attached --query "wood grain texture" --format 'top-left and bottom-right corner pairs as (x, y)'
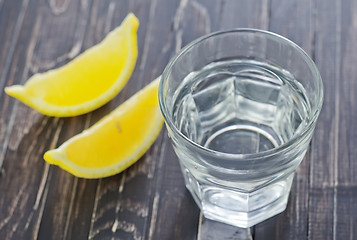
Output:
(0, 0), (356, 239)
(308, 0), (340, 239)
(198, 216), (253, 240)
(255, 1), (314, 239)
(336, 0), (357, 239)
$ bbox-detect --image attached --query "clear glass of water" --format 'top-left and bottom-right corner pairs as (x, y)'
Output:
(158, 29), (323, 228)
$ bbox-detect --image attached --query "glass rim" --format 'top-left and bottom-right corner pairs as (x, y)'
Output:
(159, 28), (324, 160)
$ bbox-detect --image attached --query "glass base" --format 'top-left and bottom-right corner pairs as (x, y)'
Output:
(184, 171), (294, 228)
(201, 191), (289, 228)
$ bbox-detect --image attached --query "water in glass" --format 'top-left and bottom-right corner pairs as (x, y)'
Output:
(171, 59), (311, 227)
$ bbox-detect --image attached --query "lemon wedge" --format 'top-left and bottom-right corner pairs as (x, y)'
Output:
(4, 13), (139, 117)
(44, 77), (163, 178)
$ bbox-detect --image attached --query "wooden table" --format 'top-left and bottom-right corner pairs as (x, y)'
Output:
(1, 0), (356, 239)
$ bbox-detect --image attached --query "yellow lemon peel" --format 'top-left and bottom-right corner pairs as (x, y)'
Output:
(5, 13), (139, 117)
(44, 77), (163, 178)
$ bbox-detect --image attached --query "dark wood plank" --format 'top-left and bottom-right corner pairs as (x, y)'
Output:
(198, 216), (253, 240)
(87, 137), (164, 240)
(142, 0), (207, 239)
(64, 178), (98, 240)
(146, 138), (200, 240)
(132, 0), (202, 239)
(64, 1), (155, 239)
(0, 0), (57, 239)
(307, 0), (340, 239)
(0, 116), (55, 240)
(194, 0), (222, 32)
(0, 0), (96, 239)
(219, 0), (269, 30)
(190, 0), (269, 239)
(28, 1), (101, 239)
(254, 1), (314, 239)
(0, 0), (29, 91)
(0, 0), (32, 168)
(268, 0), (314, 52)
(336, 1), (357, 239)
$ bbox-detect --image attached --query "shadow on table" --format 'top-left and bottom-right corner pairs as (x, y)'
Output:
(198, 212), (288, 240)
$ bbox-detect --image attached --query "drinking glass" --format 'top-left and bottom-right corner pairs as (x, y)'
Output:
(158, 29), (323, 228)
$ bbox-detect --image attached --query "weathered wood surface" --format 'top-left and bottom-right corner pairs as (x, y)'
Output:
(0, 0), (356, 239)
